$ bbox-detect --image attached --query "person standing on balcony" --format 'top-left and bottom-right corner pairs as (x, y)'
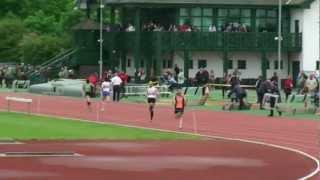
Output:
(209, 25), (217, 32)
(126, 23), (135, 32)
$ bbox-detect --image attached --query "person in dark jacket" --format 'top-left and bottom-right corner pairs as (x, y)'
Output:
(258, 79), (272, 109)
(268, 80), (282, 117)
(228, 84), (247, 110)
(255, 76), (263, 107)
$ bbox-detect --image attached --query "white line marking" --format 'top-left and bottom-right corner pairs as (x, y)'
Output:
(0, 153), (82, 158)
(0, 109), (318, 179)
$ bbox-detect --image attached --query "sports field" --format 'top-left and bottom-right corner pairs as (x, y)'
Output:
(0, 91), (319, 179)
(0, 112), (197, 140)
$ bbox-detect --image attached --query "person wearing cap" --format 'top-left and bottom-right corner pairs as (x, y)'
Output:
(146, 81), (159, 121)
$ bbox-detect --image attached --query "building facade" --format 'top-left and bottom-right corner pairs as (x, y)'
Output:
(74, 0), (320, 82)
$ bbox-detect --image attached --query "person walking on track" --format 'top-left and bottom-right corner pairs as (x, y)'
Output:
(82, 79), (94, 110)
(101, 77), (111, 111)
(146, 81), (159, 121)
(173, 89), (186, 129)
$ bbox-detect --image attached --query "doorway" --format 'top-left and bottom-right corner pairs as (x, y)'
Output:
(292, 61), (300, 86)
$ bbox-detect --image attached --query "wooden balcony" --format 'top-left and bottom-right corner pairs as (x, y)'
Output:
(75, 31), (302, 52)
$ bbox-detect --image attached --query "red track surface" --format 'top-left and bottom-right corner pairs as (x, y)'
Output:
(0, 141), (316, 180)
(0, 92), (319, 179)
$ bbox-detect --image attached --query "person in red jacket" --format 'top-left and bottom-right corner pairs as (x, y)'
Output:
(284, 75), (293, 102)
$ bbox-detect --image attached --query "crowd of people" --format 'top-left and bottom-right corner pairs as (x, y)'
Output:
(83, 70), (129, 107)
(105, 20), (250, 33)
(0, 63), (35, 88)
(220, 69), (320, 116)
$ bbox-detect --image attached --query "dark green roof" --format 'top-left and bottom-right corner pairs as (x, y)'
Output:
(103, 0), (310, 6)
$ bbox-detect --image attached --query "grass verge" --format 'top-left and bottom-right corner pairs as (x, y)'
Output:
(0, 112), (198, 140)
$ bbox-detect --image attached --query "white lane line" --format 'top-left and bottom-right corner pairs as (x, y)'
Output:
(0, 109), (319, 179)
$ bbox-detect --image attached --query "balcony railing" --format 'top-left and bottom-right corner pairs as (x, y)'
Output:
(76, 31), (302, 52)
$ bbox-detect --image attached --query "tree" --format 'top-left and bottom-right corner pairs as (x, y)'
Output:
(0, 18), (24, 62)
(21, 34), (70, 65)
(24, 10), (60, 35)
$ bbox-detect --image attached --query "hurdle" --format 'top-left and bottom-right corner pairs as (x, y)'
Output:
(5, 96), (33, 114)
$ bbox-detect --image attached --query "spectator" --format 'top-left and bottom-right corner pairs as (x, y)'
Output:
(255, 76), (263, 105)
(208, 25), (217, 32)
(271, 72), (279, 85)
(258, 79), (273, 110)
(268, 80), (282, 117)
(177, 69), (185, 88)
(126, 24), (135, 32)
(209, 70), (215, 83)
(174, 64), (180, 80)
(297, 71), (308, 94)
(284, 75), (293, 102)
(228, 84), (247, 110)
(0, 68), (4, 88)
(111, 73), (122, 102)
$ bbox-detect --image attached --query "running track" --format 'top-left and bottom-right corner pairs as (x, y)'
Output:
(0, 92), (319, 178)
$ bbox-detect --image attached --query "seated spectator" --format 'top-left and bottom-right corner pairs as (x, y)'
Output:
(228, 84), (247, 110)
(126, 24), (135, 32)
(208, 25), (217, 32)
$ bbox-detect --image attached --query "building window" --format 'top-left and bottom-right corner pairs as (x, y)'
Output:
(274, 60), (284, 69)
(256, 9), (277, 32)
(237, 60), (247, 69)
(228, 60), (233, 69)
(179, 8), (214, 32)
(189, 60), (194, 69)
(162, 59), (173, 69)
(217, 8), (251, 32)
(127, 59), (131, 67)
(316, 61), (320, 70)
(140, 60), (145, 68)
(266, 60), (270, 69)
(198, 59), (207, 69)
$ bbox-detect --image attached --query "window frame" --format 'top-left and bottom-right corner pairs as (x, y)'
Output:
(198, 59), (207, 69)
(237, 60), (247, 70)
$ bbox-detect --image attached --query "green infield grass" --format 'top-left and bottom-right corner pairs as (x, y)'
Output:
(0, 112), (198, 140)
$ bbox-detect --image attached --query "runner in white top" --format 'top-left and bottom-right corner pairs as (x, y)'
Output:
(101, 77), (111, 111)
(146, 81), (159, 121)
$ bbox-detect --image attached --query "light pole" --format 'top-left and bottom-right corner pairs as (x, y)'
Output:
(277, 0), (293, 90)
(98, 0), (104, 80)
(277, 0), (282, 90)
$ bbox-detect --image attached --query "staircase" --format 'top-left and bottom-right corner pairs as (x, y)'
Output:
(28, 49), (78, 84)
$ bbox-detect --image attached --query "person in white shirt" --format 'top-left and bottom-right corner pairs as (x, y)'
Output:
(305, 74), (318, 94)
(126, 24), (135, 32)
(100, 77), (111, 111)
(146, 81), (159, 121)
(111, 74), (122, 102)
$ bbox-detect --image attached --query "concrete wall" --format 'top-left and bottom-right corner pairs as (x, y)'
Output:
(171, 51), (290, 79)
(291, 0), (320, 71)
(266, 53), (289, 79)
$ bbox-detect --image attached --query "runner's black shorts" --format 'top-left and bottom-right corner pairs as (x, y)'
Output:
(85, 92), (92, 97)
(147, 98), (156, 104)
(175, 108), (184, 114)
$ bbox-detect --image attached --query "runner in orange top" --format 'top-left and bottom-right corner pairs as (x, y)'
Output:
(173, 90), (186, 129)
